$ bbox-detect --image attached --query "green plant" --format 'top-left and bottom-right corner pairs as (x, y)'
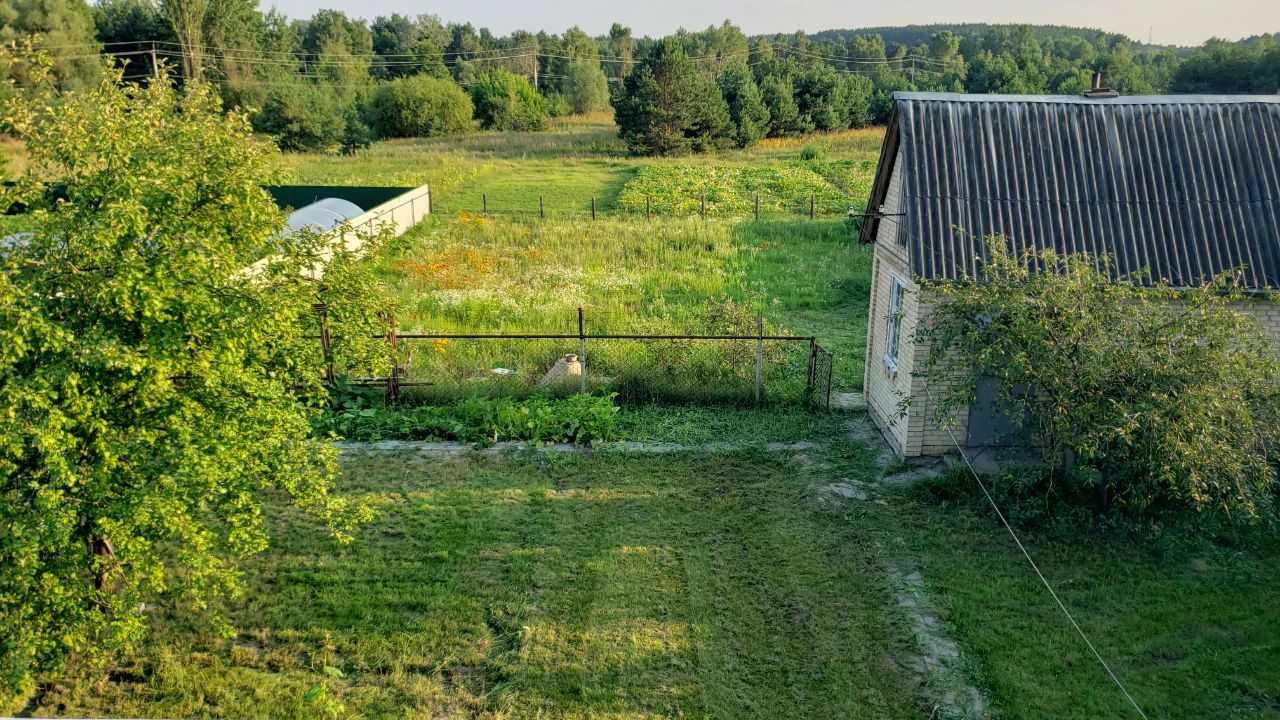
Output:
(469, 69), (549, 131)
(562, 59), (610, 115)
(316, 394), (619, 445)
(921, 237), (1280, 522)
(253, 79), (350, 152)
(0, 74), (373, 696)
(365, 74), (473, 139)
(613, 39), (733, 155)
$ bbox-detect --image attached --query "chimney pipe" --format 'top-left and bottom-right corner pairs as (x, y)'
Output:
(1083, 71), (1119, 99)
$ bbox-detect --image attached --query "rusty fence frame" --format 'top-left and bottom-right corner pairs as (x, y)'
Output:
(313, 306), (835, 410)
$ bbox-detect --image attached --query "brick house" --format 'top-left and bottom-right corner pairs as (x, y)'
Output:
(859, 90), (1280, 458)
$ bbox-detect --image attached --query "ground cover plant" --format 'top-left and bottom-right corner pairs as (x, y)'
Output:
(16, 411), (1280, 719)
(316, 394), (619, 444)
(614, 164), (851, 217)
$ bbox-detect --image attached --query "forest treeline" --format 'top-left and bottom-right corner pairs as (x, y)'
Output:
(2, 1), (1277, 155)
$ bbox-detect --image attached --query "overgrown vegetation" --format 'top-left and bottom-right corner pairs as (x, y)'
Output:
(921, 238), (1280, 523)
(0, 67), (381, 695)
(317, 394), (619, 444)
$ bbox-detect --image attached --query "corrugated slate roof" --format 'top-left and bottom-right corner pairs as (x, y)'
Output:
(863, 92), (1280, 289)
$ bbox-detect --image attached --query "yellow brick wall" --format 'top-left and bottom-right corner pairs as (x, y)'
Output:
(1236, 299), (1280, 350)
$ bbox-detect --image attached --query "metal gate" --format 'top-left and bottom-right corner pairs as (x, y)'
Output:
(808, 343), (834, 410)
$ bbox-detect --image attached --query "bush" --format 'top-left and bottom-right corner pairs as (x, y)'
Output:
(366, 74), (473, 138)
(469, 69), (549, 131)
(316, 394), (619, 445)
(253, 80), (349, 152)
(921, 238), (1280, 523)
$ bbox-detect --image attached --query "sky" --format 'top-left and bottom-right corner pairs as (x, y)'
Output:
(260, 0), (1279, 47)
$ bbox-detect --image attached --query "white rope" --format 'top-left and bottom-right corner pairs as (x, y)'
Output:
(921, 384), (1151, 720)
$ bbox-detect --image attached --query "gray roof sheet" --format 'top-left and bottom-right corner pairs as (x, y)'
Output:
(872, 92), (1280, 289)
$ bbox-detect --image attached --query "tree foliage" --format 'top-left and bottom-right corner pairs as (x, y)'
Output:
(614, 39), (731, 155)
(0, 0), (100, 89)
(562, 59), (609, 114)
(366, 73), (473, 138)
(469, 68), (548, 131)
(920, 238), (1280, 522)
(0, 70), (377, 695)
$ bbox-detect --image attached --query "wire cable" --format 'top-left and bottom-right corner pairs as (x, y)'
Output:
(920, 382), (1151, 720)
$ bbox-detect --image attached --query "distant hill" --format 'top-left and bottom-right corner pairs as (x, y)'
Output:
(790, 23), (1178, 51)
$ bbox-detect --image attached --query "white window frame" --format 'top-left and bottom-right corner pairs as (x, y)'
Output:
(884, 274), (907, 373)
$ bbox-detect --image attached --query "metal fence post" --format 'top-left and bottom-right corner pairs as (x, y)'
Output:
(314, 302), (334, 386)
(806, 337), (816, 400)
(591, 196), (596, 221)
(754, 311), (764, 405)
(700, 189), (706, 220)
(646, 195), (651, 220)
(482, 193), (487, 215)
(809, 193), (815, 220)
(578, 307), (587, 394)
(540, 195), (544, 219)
(383, 313), (400, 406)
(754, 192), (760, 222)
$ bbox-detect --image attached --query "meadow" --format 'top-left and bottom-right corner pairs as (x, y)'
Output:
(283, 116), (884, 401)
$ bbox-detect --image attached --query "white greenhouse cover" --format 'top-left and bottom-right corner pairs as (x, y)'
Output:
(283, 197), (366, 236)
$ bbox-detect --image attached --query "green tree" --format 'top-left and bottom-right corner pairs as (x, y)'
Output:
(920, 238), (1280, 521)
(717, 63), (768, 147)
(93, 0), (175, 81)
(758, 72), (806, 136)
(469, 68), (548, 130)
(614, 39), (732, 155)
(366, 73), (473, 137)
(563, 58), (609, 114)
(253, 78), (349, 151)
(0, 72), (374, 695)
(0, 0), (100, 89)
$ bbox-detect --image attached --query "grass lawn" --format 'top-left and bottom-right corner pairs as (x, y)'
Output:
(21, 408), (1280, 719)
(876, 474), (1280, 720)
(29, 418), (918, 719)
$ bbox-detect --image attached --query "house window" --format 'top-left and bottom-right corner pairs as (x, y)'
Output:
(884, 276), (906, 371)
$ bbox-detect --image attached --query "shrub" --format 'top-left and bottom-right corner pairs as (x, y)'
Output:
(317, 394), (619, 445)
(921, 238), (1280, 523)
(253, 80), (349, 152)
(366, 74), (473, 138)
(469, 69), (549, 131)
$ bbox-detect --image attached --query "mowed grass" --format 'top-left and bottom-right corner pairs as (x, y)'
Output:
(30, 442), (919, 719)
(872, 477), (1280, 720)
